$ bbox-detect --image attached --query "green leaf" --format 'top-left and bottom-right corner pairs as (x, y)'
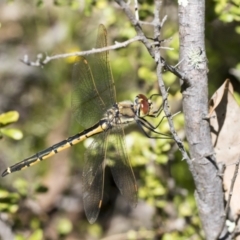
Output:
(87, 223), (102, 238)
(34, 183), (48, 193)
(0, 189), (20, 202)
(28, 229), (43, 240)
(9, 204), (19, 213)
(152, 186), (166, 196)
(57, 218), (73, 235)
(36, 0), (44, 7)
(1, 128), (23, 140)
(30, 218), (41, 229)
(0, 111), (19, 125)
(0, 189), (11, 198)
(138, 66), (156, 83)
(15, 235), (26, 240)
(13, 178), (28, 196)
(0, 202), (19, 213)
(155, 154), (168, 164)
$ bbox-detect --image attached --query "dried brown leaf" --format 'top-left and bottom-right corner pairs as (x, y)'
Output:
(207, 79), (233, 118)
(210, 79), (240, 221)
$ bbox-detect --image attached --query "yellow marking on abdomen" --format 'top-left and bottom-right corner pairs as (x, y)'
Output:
(29, 125), (104, 163)
(4, 124), (106, 175)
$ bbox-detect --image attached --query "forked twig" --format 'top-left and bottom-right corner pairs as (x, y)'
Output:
(21, 36), (143, 67)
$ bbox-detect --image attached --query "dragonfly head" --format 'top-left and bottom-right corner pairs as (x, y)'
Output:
(135, 94), (153, 117)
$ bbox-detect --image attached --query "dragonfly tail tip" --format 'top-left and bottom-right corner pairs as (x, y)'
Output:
(2, 168), (11, 177)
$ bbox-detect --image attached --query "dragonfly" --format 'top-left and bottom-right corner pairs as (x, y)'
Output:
(2, 24), (168, 224)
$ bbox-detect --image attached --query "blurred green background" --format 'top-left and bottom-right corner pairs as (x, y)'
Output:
(0, 0), (239, 239)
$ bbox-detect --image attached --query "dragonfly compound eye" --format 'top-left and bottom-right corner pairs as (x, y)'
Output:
(137, 94), (150, 117)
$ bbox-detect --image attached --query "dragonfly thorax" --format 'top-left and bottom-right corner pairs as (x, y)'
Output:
(104, 101), (136, 127)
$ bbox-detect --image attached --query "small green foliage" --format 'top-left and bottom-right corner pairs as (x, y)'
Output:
(1, 128), (23, 140)
(126, 229), (155, 240)
(236, 26), (240, 34)
(0, 111), (19, 125)
(163, 232), (178, 240)
(30, 217), (41, 229)
(28, 229), (43, 240)
(234, 91), (240, 105)
(15, 235), (25, 240)
(139, 3), (154, 20)
(138, 66), (157, 83)
(36, 0), (43, 7)
(53, 0), (84, 8)
(163, 71), (178, 86)
(71, 0), (81, 9)
(155, 154), (168, 164)
(87, 223), (102, 238)
(139, 173), (166, 204)
(57, 217), (73, 235)
(12, 178), (29, 197)
(214, 0), (240, 22)
(0, 188), (20, 213)
(0, 111), (22, 140)
(53, 0), (67, 6)
(34, 183), (48, 193)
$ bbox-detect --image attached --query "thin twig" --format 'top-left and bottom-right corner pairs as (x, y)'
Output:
(115, 0), (155, 57)
(160, 15), (168, 28)
(217, 157), (240, 239)
(153, 0), (161, 44)
(138, 20), (156, 26)
(138, 15), (167, 27)
(21, 35), (143, 67)
(134, 0), (139, 21)
(225, 159), (240, 214)
(153, 0), (192, 166)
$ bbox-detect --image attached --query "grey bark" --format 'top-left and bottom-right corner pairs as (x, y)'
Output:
(178, 1), (229, 239)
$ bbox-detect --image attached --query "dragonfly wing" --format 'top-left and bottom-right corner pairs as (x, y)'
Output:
(72, 57), (105, 128)
(89, 24), (116, 108)
(82, 132), (109, 224)
(108, 127), (138, 207)
(72, 24), (116, 129)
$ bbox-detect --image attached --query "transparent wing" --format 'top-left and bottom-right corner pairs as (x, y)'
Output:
(108, 127), (138, 206)
(90, 24), (116, 108)
(72, 24), (116, 128)
(72, 57), (105, 128)
(82, 132), (109, 224)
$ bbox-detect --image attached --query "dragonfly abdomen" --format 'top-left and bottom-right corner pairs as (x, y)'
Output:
(2, 138), (79, 177)
(2, 121), (108, 177)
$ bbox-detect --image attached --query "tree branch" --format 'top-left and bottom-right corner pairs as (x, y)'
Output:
(21, 36), (143, 66)
(153, 0), (192, 168)
(178, 1), (228, 239)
